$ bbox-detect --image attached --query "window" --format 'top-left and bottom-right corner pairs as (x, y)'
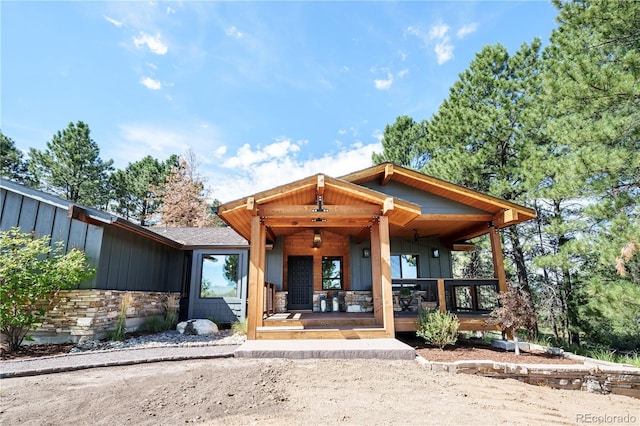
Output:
(391, 254), (419, 279)
(199, 254), (239, 298)
(322, 257), (343, 290)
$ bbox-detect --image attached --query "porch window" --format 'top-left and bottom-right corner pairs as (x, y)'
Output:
(391, 254), (419, 279)
(322, 257), (343, 290)
(199, 254), (239, 298)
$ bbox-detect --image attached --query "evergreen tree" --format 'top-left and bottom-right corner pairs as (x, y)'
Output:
(111, 155), (178, 226)
(424, 40), (546, 305)
(372, 116), (429, 168)
(0, 132), (30, 183)
(29, 121), (114, 208)
(538, 0), (640, 345)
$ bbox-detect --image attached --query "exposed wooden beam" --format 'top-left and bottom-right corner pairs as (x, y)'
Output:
(419, 213), (493, 222)
(452, 242), (476, 251)
(262, 217), (375, 228)
(317, 174), (325, 196)
(382, 197), (394, 215)
(246, 197), (256, 215)
(453, 223), (492, 241)
(265, 226), (277, 243)
(381, 163), (394, 186)
(493, 208), (519, 228)
(259, 204), (382, 217)
(247, 216), (265, 340)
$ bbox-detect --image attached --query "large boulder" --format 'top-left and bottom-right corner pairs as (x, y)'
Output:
(177, 319), (219, 335)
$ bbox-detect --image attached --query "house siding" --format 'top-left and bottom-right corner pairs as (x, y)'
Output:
(361, 180), (489, 215)
(95, 227), (183, 293)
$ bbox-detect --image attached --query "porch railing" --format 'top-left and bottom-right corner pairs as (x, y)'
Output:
(392, 278), (499, 315)
(263, 281), (276, 316)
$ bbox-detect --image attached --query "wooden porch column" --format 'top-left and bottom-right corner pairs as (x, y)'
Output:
(247, 216), (266, 340)
(489, 225), (508, 293)
(437, 279), (446, 313)
(371, 216), (395, 337)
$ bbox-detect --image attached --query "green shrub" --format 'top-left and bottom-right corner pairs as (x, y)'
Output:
(416, 310), (460, 350)
(0, 228), (95, 351)
(231, 319), (247, 336)
(139, 315), (167, 333)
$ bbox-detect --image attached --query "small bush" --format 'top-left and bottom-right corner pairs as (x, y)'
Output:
(416, 310), (460, 350)
(139, 315), (167, 333)
(231, 319), (247, 336)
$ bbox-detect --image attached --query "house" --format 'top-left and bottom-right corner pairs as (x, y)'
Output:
(1, 162), (535, 343)
(216, 163), (536, 340)
(0, 179), (248, 343)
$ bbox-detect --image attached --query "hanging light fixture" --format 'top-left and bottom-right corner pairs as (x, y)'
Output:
(313, 231), (322, 248)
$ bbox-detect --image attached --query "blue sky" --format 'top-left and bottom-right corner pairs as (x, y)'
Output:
(2, 1), (558, 203)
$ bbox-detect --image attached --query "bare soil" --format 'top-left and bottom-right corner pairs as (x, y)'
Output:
(1, 358), (637, 426)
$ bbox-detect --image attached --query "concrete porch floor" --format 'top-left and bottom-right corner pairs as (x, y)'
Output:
(234, 338), (416, 360)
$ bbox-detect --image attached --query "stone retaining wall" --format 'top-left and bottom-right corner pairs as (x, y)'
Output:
(27, 290), (180, 344)
(424, 359), (640, 399)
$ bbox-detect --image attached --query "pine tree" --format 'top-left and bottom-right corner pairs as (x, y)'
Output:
(29, 121), (114, 208)
(0, 132), (30, 183)
(372, 116), (429, 169)
(111, 155), (178, 226)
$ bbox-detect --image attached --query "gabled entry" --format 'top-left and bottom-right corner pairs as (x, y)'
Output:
(287, 256), (314, 310)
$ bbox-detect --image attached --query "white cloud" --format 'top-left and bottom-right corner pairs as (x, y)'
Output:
(166, 6), (175, 15)
(397, 69), (409, 78)
(429, 24), (450, 40)
(140, 76), (162, 90)
(208, 141), (383, 203)
(104, 16), (123, 27)
(107, 122), (223, 171)
(374, 76), (393, 90)
(434, 41), (454, 64)
(407, 23), (457, 64)
(225, 26), (244, 39)
(222, 138), (302, 168)
(457, 23), (478, 39)
(145, 62), (158, 70)
(215, 146), (227, 156)
(133, 31), (168, 55)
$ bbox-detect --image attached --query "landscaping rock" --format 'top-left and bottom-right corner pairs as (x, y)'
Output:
(177, 319), (218, 335)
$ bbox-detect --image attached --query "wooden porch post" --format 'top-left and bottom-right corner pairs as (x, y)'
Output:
(489, 225), (508, 293)
(371, 216), (395, 337)
(247, 216), (266, 340)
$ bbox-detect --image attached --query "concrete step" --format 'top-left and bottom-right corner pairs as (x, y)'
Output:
(234, 338), (416, 360)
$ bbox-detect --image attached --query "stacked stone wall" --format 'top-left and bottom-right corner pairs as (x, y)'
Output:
(27, 290), (180, 344)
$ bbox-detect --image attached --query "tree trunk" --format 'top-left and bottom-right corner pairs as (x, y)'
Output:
(507, 226), (538, 339)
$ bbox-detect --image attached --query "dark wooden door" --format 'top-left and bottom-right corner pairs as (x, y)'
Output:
(287, 256), (314, 310)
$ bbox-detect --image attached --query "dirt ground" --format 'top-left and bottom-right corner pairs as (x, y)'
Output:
(1, 357), (638, 426)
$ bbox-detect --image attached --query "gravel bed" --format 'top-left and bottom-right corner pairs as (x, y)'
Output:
(70, 330), (246, 353)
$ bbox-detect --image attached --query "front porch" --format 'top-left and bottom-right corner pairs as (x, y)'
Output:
(257, 278), (502, 339)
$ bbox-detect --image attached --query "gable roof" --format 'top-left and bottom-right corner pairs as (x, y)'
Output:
(216, 172), (423, 242)
(217, 163), (536, 244)
(340, 163), (537, 241)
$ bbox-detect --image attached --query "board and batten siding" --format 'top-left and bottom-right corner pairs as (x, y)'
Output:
(349, 237), (453, 290)
(362, 180), (489, 215)
(1, 185), (184, 292)
(1, 186), (103, 288)
(96, 227), (183, 292)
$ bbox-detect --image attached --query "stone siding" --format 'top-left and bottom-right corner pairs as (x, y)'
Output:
(424, 360), (640, 399)
(27, 290), (180, 344)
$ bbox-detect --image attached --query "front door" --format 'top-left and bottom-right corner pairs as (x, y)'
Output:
(287, 256), (314, 310)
